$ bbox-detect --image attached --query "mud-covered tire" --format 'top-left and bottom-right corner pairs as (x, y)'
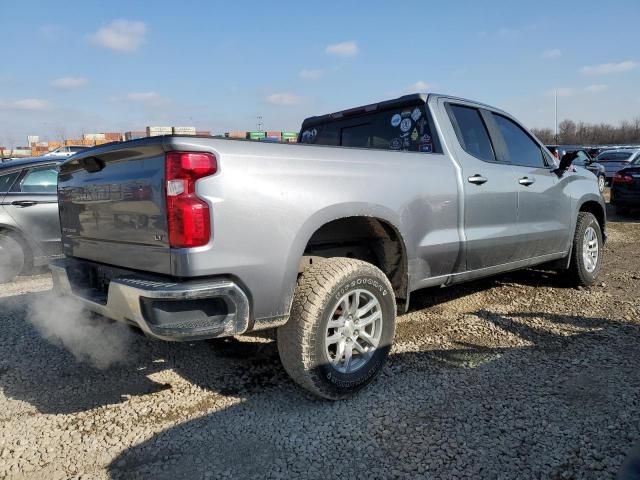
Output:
(277, 258), (396, 400)
(0, 234), (25, 283)
(566, 212), (603, 287)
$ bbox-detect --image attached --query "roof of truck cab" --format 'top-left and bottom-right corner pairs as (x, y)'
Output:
(301, 93), (429, 126)
(300, 92), (504, 127)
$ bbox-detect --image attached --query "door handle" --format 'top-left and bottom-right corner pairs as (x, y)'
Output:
(11, 200), (38, 207)
(467, 174), (488, 185)
(518, 177), (535, 186)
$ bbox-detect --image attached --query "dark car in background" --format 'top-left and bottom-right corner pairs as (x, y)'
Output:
(595, 149), (640, 183)
(0, 156), (66, 282)
(611, 155), (640, 214)
(547, 145), (606, 192)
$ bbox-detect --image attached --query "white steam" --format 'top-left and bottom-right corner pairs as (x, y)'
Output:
(28, 292), (133, 369)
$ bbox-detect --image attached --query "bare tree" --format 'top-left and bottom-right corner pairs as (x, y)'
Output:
(533, 117), (640, 145)
(53, 126), (67, 145)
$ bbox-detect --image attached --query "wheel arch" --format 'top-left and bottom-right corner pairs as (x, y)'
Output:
(283, 204), (410, 314)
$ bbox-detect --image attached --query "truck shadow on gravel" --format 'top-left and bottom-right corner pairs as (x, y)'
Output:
(0, 264), (624, 417)
(105, 310), (640, 479)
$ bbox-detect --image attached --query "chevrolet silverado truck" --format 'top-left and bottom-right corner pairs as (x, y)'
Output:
(51, 93), (606, 399)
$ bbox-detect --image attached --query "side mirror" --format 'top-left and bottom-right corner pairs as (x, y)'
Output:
(555, 151), (578, 176)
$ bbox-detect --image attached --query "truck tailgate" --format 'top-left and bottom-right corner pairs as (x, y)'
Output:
(58, 142), (171, 274)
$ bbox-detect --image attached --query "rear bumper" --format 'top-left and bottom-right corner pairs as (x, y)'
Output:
(50, 258), (250, 341)
(610, 188), (640, 207)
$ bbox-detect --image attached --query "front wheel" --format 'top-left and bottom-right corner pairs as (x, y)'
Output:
(566, 212), (603, 286)
(277, 257), (396, 400)
(598, 175), (605, 193)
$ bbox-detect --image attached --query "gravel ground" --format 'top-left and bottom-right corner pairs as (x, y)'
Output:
(1, 202), (639, 479)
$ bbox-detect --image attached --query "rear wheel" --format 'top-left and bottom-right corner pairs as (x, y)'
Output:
(565, 212), (602, 287)
(0, 234), (25, 283)
(277, 257), (396, 400)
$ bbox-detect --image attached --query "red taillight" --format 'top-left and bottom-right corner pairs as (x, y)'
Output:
(613, 173), (633, 185)
(165, 151), (217, 248)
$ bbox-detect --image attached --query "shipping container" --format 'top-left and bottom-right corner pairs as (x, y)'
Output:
(248, 131), (266, 141)
(266, 131), (282, 138)
(225, 131), (247, 139)
(104, 132), (122, 141)
(146, 126), (172, 137)
(172, 126), (196, 135)
(27, 135), (39, 146)
(125, 131), (146, 141)
(83, 133), (106, 141)
(195, 130), (211, 136)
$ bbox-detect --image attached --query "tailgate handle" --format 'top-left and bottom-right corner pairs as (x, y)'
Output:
(11, 200), (38, 207)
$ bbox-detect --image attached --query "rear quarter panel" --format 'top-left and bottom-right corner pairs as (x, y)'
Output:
(163, 137), (461, 325)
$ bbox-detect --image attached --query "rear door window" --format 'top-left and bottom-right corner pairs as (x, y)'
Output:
(300, 104), (440, 153)
(447, 104), (496, 162)
(493, 114), (546, 168)
(0, 171), (19, 193)
(11, 166), (58, 193)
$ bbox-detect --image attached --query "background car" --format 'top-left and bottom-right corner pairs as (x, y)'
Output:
(595, 149), (640, 183)
(547, 145), (606, 192)
(0, 156), (66, 282)
(610, 155), (640, 214)
(43, 145), (87, 157)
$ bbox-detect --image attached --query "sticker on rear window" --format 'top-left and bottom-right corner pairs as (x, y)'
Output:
(400, 118), (412, 132)
(391, 114), (402, 127)
(411, 108), (422, 122)
(390, 138), (402, 150)
(301, 128), (317, 142)
(419, 143), (433, 153)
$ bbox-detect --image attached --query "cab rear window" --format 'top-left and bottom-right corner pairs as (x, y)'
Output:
(299, 104), (440, 153)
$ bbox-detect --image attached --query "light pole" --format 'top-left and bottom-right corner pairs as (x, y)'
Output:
(554, 89), (558, 144)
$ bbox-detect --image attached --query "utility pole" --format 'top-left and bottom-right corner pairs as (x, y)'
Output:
(257, 115), (263, 132)
(554, 89), (558, 144)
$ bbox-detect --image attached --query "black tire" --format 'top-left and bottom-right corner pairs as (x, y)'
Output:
(597, 175), (606, 193)
(566, 212), (603, 287)
(0, 234), (25, 283)
(277, 257), (396, 400)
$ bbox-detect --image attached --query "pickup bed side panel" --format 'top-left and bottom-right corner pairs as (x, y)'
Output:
(163, 138), (462, 326)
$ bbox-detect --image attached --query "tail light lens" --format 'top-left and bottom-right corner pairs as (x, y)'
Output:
(165, 151), (217, 248)
(613, 173), (633, 185)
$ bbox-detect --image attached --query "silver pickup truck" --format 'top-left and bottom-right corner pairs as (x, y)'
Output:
(51, 93), (605, 399)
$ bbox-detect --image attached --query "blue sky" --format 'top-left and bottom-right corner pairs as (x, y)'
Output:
(1, 0), (639, 145)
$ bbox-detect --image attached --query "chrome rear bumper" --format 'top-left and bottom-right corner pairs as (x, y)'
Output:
(50, 258), (250, 341)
